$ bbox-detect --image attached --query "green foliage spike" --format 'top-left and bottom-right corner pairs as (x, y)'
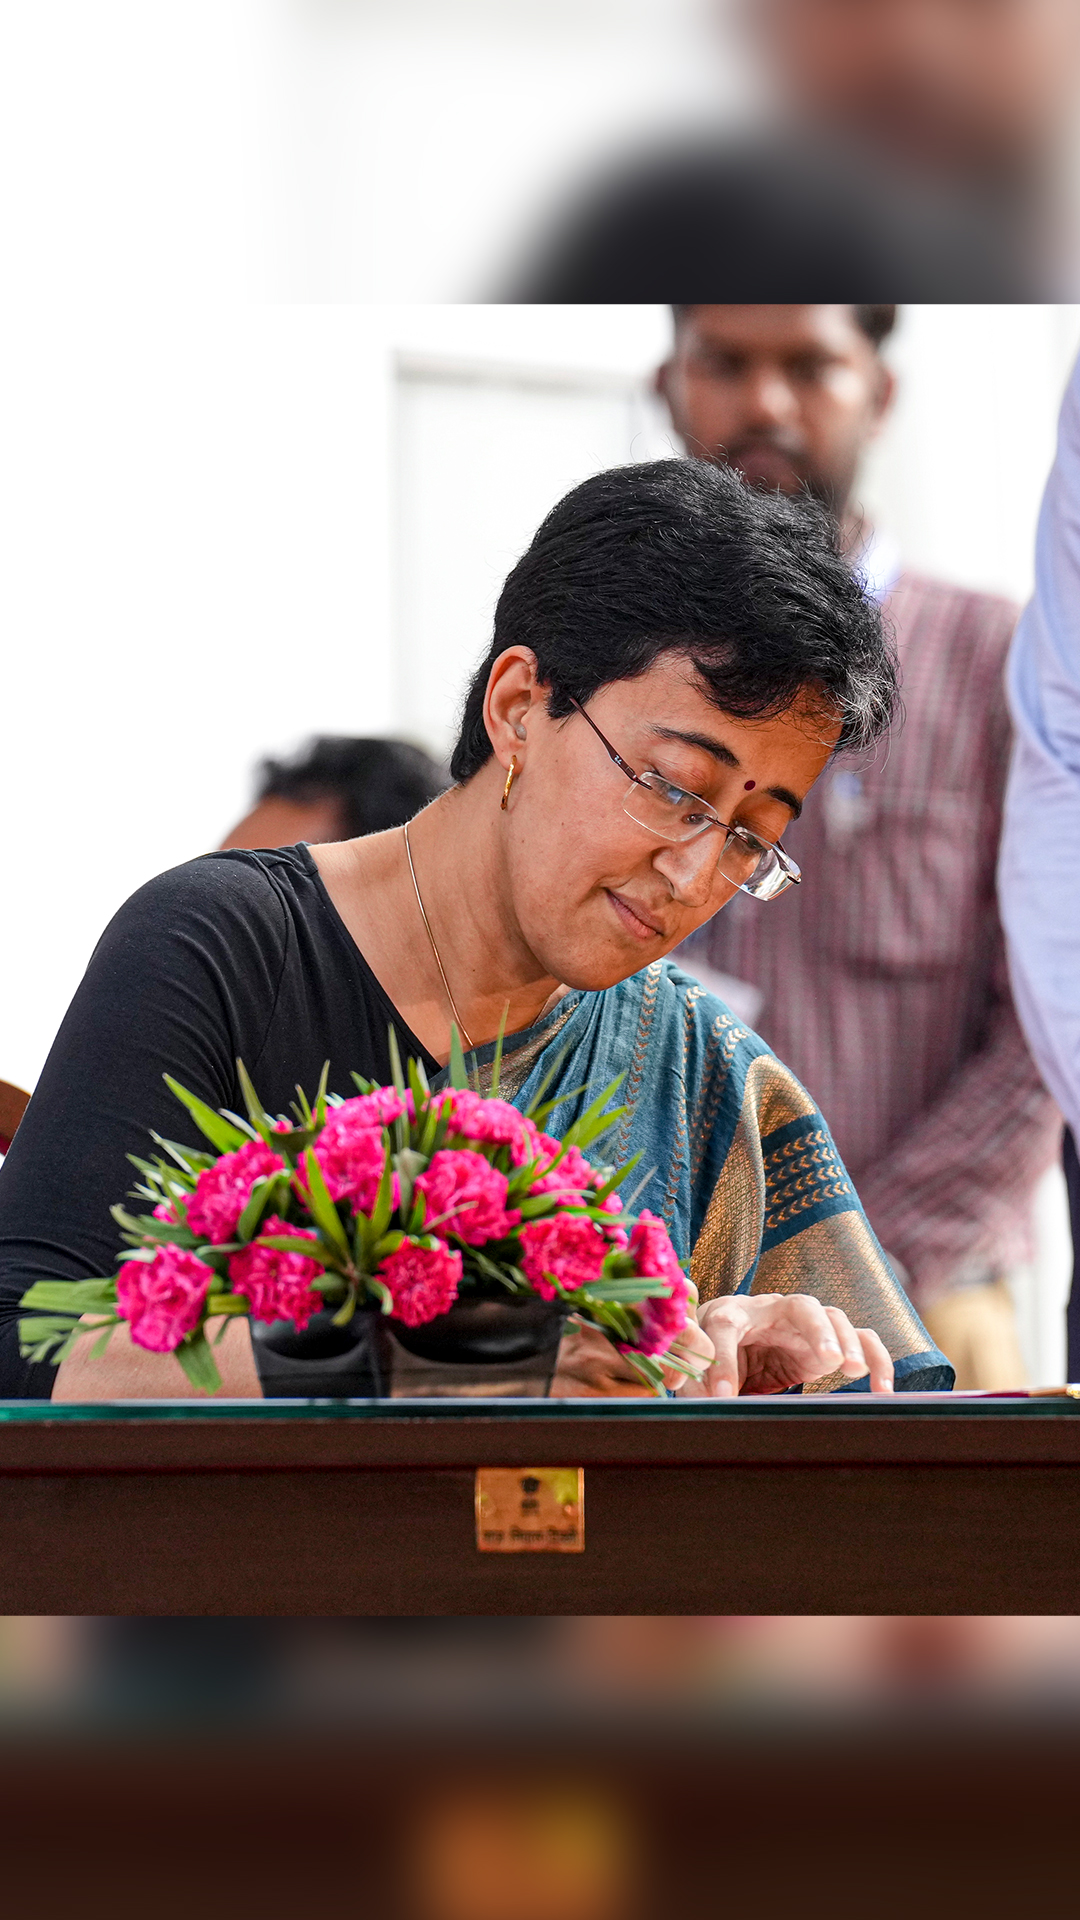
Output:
(173, 1329), (223, 1396)
(298, 1149), (351, 1260)
(387, 1025), (407, 1096)
(447, 1024), (470, 1091)
(311, 1059), (330, 1129)
(490, 1004), (510, 1099)
(163, 1076), (249, 1155)
(235, 1059), (275, 1139)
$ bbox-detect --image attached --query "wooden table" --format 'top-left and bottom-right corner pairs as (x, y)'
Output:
(2, 1394), (1079, 1613)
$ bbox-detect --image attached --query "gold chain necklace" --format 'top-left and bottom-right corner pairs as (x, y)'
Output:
(402, 821), (475, 1051)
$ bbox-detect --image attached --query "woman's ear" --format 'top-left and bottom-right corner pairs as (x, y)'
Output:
(483, 647), (542, 770)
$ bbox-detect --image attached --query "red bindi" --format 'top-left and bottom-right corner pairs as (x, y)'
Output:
(743, 779), (756, 791)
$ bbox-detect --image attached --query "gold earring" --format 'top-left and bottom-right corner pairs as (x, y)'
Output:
(501, 755), (518, 810)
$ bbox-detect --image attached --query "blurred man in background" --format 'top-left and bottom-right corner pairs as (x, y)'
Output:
(220, 736), (446, 850)
(665, 304), (1060, 1387)
(507, 0), (1080, 297)
(751, 0), (1080, 278)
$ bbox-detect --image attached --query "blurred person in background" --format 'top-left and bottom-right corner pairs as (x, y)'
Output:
(505, 0), (1080, 296)
(665, 303), (1061, 1389)
(749, 0), (1080, 286)
(1000, 355), (1080, 1381)
(221, 736), (446, 850)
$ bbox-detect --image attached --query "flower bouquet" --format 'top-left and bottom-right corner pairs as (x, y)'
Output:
(19, 1032), (697, 1396)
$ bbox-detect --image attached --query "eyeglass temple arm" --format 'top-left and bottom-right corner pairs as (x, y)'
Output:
(567, 696), (642, 783)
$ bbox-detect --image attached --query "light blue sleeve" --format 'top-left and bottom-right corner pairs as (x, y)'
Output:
(1000, 357), (1080, 1137)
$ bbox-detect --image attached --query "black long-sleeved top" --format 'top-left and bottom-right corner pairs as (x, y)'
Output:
(0, 847), (436, 1396)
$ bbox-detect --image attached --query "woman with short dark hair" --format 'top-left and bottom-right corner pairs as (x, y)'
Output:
(0, 459), (949, 1398)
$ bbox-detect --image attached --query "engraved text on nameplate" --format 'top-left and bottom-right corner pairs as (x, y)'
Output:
(475, 1467), (584, 1552)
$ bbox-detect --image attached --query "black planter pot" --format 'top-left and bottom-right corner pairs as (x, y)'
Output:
(388, 1293), (567, 1365)
(251, 1305), (384, 1399)
(250, 1293), (568, 1399)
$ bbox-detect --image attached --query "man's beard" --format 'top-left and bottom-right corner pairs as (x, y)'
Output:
(713, 436), (848, 515)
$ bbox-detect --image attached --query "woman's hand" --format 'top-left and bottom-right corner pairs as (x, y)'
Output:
(51, 1314), (263, 1400)
(688, 1292), (894, 1397)
(550, 1315), (715, 1398)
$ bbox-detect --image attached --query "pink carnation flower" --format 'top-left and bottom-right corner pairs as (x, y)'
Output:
(116, 1244), (214, 1353)
(227, 1215), (324, 1328)
(414, 1149), (521, 1246)
(332, 1087), (412, 1129)
(530, 1137), (599, 1201)
(627, 1210), (692, 1356)
(629, 1210), (685, 1287)
(444, 1091), (541, 1167)
(152, 1201), (177, 1223)
(519, 1214), (609, 1301)
(379, 1237), (462, 1327)
(311, 1101), (395, 1213)
(187, 1140), (286, 1245)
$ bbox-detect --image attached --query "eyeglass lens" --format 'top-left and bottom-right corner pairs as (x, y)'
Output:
(621, 779), (795, 899)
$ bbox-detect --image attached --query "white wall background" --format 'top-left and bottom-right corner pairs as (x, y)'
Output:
(0, 1), (738, 303)
(3, 301), (1079, 1101)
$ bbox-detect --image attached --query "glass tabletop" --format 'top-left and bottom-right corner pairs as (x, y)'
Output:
(1, 1391), (1079, 1422)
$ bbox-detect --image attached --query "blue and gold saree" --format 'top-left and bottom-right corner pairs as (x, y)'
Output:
(462, 959), (952, 1392)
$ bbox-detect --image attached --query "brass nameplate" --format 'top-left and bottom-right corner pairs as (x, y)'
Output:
(475, 1467), (584, 1553)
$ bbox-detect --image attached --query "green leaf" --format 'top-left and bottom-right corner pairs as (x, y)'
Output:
(111, 1203), (195, 1247)
(447, 1024), (470, 1091)
(372, 1230), (405, 1262)
(205, 1292), (251, 1317)
(392, 1146), (427, 1219)
(514, 1193), (562, 1221)
(387, 1025), (407, 1096)
(163, 1076), (249, 1155)
(88, 1321), (119, 1359)
(417, 1097), (443, 1158)
(366, 1276), (394, 1315)
(593, 1152), (642, 1204)
(407, 1056), (430, 1123)
(18, 1314), (81, 1363)
(490, 1004), (510, 1099)
(293, 1081), (314, 1127)
(235, 1059), (276, 1140)
(522, 1045), (576, 1120)
(20, 1278), (119, 1313)
(299, 1149), (352, 1259)
(235, 1172), (287, 1243)
(575, 1279), (669, 1303)
(259, 1231), (337, 1259)
(462, 1246), (522, 1289)
(149, 1133), (216, 1175)
(369, 1150), (397, 1243)
(312, 1059), (332, 1130)
(621, 1165), (658, 1214)
(330, 1290), (358, 1328)
(173, 1330), (223, 1395)
(620, 1349), (668, 1397)
(350, 1072), (378, 1096)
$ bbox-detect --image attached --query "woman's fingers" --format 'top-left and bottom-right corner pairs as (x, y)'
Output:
(857, 1326), (895, 1393)
(823, 1308), (894, 1390)
(824, 1305), (872, 1378)
(694, 1293), (897, 1396)
(747, 1291), (851, 1381)
(697, 1298), (752, 1397)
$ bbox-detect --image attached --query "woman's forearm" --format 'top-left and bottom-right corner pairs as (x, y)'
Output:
(52, 1315), (263, 1400)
